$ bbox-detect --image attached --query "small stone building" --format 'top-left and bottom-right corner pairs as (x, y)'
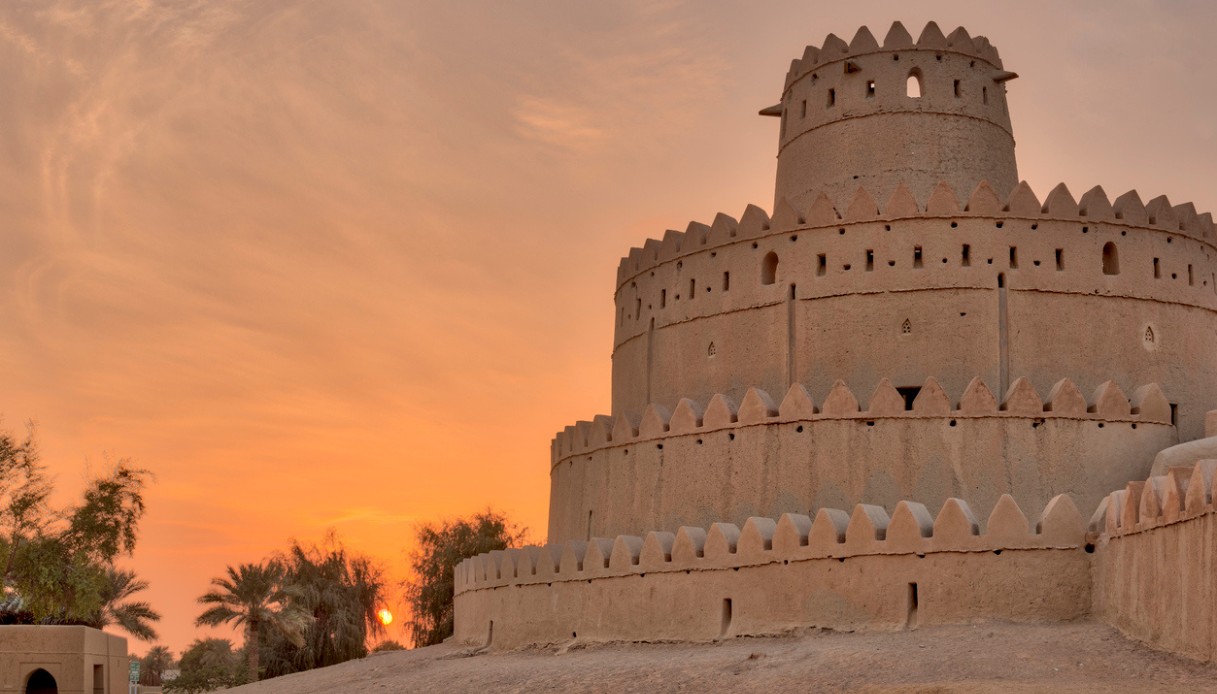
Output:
(0, 626), (128, 694)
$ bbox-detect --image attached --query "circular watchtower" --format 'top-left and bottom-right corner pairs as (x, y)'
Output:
(766, 22), (1018, 211)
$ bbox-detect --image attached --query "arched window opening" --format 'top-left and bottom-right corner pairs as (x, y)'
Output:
(906, 70), (923, 98)
(1102, 242), (1120, 275)
(761, 251), (779, 285)
(25, 669), (58, 694)
(901, 319), (912, 334)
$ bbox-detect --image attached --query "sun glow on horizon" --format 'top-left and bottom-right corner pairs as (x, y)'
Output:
(377, 608), (393, 626)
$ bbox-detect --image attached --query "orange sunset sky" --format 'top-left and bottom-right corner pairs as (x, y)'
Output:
(1, 1), (1215, 654)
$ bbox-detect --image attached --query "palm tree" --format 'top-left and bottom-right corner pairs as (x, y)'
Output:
(94, 567), (161, 640)
(195, 562), (308, 681)
(138, 645), (174, 686)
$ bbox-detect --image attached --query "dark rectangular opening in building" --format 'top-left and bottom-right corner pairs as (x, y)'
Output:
(1009, 246), (1018, 269)
(689, 278), (696, 298)
(962, 244), (971, 267)
(660, 289), (666, 308)
(866, 249), (874, 272)
(723, 271), (730, 291)
(827, 88), (836, 107)
(1055, 248), (1064, 270)
(1154, 257), (1161, 278)
(801, 99), (807, 118)
(721, 598), (733, 637)
(907, 582), (919, 628)
(953, 79), (961, 98)
(93, 664), (104, 694)
(1170, 404), (1178, 427)
(913, 246), (923, 268)
(817, 253), (827, 276)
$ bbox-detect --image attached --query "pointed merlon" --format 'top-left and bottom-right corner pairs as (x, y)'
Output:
(1137, 476), (1164, 526)
(1145, 195), (1177, 229)
(821, 380), (860, 416)
(1087, 496), (1109, 534)
(845, 504), (890, 550)
(1089, 381), (1131, 417)
(771, 196), (803, 230)
(885, 500), (933, 552)
(844, 187), (880, 221)
(609, 535), (644, 572)
(913, 377), (952, 416)
(965, 181), (1002, 215)
(684, 221), (710, 246)
(916, 21), (948, 49)
(800, 45), (821, 69)
(627, 246), (645, 271)
(883, 183), (920, 217)
(1121, 481), (1144, 530)
(704, 522), (741, 561)
(932, 498), (980, 550)
(1078, 186), (1114, 220)
(574, 420), (594, 450)
(806, 192), (840, 226)
(738, 203), (770, 238)
(738, 517), (778, 560)
(671, 526), (707, 563)
(1162, 467), (1190, 522)
(591, 414), (613, 445)
(974, 36), (1002, 66)
(1041, 183), (1078, 216)
(584, 537), (614, 573)
(611, 412), (639, 443)
(639, 403), (672, 438)
(739, 387), (779, 423)
(1037, 495), (1085, 545)
(1112, 190), (1147, 225)
(867, 378), (905, 416)
(883, 21), (914, 49)
(559, 540), (587, 574)
(642, 237), (662, 262)
(808, 507), (850, 555)
(669, 398), (704, 434)
(1004, 181), (1040, 215)
(639, 531), (675, 571)
(780, 383), (817, 419)
(1184, 460), (1217, 514)
(925, 181), (961, 215)
(849, 25), (880, 52)
(1173, 202), (1199, 234)
(985, 494), (1032, 546)
(821, 33), (849, 56)
(488, 549), (509, 583)
(710, 210), (735, 243)
(958, 377), (998, 414)
(946, 26), (973, 49)
(774, 512), (813, 553)
(703, 393), (739, 429)
(1104, 489), (1125, 533)
(1130, 384), (1171, 422)
(1001, 377), (1043, 416)
(1045, 378), (1087, 416)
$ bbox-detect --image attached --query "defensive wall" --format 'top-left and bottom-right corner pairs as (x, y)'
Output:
(771, 22), (1017, 211)
(548, 376), (1175, 543)
(454, 494), (1091, 650)
(1091, 458), (1217, 663)
(610, 180), (1217, 441)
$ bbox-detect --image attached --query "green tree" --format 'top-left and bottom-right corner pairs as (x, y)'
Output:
(164, 638), (246, 693)
(92, 567), (161, 640)
(195, 562), (308, 681)
(258, 535), (387, 678)
(403, 509), (525, 647)
(0, 424), (155, 630)
(138, 645), (175, 686)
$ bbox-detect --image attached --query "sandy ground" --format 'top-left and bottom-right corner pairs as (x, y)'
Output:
(226, 621), (1217, 693)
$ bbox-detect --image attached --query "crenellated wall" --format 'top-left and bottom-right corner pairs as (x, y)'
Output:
(454, 493), (1091, 649)
(1090, 459), (1217, 663)
(611, 180), (1217, 441)
(548, 376), (1174, 543)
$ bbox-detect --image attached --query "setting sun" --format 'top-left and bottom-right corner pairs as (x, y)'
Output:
(377, 608), (393, 626)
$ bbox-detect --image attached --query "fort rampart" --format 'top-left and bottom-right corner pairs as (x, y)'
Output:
(548, 376), (1174, 543)
(455, 494), (1090, 650)
(611, 181), (1217, 440)
(1091, 459), (1217, 662)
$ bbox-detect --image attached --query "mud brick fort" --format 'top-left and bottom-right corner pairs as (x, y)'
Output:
(454, 22), (1217, 662)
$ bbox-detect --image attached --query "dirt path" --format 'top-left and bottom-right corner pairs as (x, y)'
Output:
(227, 621), (1217, 693)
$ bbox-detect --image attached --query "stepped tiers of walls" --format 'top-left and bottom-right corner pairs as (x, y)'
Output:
(548, 375), (1175, 544)
(611, 180), (1217, 442)
(768, 22), (1018, 212)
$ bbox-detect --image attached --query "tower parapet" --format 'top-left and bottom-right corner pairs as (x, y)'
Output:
(767, 22), (1018, 211)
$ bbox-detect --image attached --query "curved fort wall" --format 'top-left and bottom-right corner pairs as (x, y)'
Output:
(455, 493), (1091, 650)
(771, 22), (1017, 211)
(547, 376), (1174, 543)
(610, 181), (1217, 442)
